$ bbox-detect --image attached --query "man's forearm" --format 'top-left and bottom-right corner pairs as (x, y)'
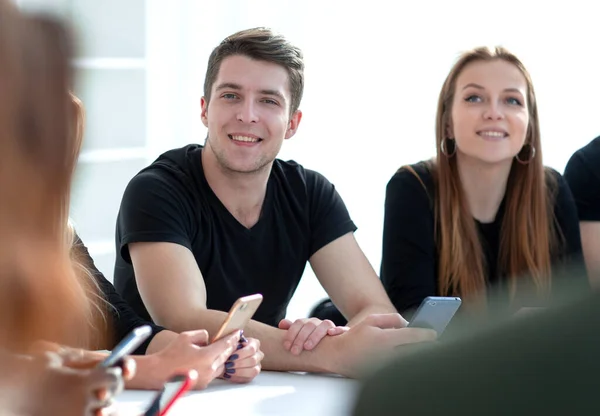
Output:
(346, 303), (398, 327)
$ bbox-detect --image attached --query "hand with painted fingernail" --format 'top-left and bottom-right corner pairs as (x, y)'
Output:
(279, 317), (347, 355)
(220, 337), (263, 384)
(153, 329), (240, 390)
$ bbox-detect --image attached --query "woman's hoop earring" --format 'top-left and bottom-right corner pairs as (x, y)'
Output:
(515, 143), (536, 165)
(440, 138), (457, 157)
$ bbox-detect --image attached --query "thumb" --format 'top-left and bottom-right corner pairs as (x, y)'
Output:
(181, 329), (210, 346)
(61, 354), (101, 370)
(206, 330), (240, 366)
(327, 326), (349, 336)
(363, 313), (407, 329)
(278, 319), (293, 330)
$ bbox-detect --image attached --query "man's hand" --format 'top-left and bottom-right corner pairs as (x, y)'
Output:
(279, 318), (347, 355)
(326, 313), (437, 378)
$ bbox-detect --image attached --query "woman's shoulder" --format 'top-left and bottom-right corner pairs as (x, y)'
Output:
(389, 160), (435, 191)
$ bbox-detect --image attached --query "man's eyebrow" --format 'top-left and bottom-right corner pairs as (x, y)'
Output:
(259, 89), (286, 102)
(215, 82), (242, 91)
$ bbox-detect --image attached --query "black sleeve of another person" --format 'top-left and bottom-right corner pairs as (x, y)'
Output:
(564, 140), (600, 221)
(380, 168), (437, 317)
(353, 290), (600, 416)
(73, 235), (164, 354)
(550, 171), (589, 292)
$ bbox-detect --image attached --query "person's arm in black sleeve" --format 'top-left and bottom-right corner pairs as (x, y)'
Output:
(72, 234), (165, 354)
(306, 169), (398, 326)
(564, 145), (600, 222)
(564, 141), (600, 287)
(380, 168), (437, 318)
(549, 170), (590, 294)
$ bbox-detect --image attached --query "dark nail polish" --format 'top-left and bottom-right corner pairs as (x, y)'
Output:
(240, 335), (248, 343)
(223, 373), (231, 379)
(236, 343), (244, 350)
(225, 361), (235, 368)
(226, 368), (236, 374)
(228, 354), (239, 361)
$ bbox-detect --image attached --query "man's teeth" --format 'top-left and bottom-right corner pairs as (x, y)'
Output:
(230, 135), (259, 142)
(479, 131), (505, 138)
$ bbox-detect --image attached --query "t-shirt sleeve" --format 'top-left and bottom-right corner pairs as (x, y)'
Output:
(73, 234), (165, 354)
(306, 170), (357, 257)
(550, 170), (589, 291)
(117, 169), (195, 264)
(380, 168), (437, 316)
(564, 149), (600, 221)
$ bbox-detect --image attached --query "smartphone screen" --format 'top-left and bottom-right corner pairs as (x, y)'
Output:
(98, 324), (152, 368)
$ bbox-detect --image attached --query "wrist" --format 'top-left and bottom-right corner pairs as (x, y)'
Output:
(127, 354), (168, 390)
(308, 335), (343, 375)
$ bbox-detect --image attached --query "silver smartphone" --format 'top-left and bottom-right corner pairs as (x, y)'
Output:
(97, 324), (153, 368)
(407, 296), (462, 335)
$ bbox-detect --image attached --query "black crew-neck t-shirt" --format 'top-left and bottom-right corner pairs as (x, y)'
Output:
(381, 162), (586, 317)
(114, 144), (357, 326)
(564, 136), (600, 221)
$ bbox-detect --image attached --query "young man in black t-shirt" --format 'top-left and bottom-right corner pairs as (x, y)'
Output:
(114, 27), (435, 377)
(564, 136), (600, 287)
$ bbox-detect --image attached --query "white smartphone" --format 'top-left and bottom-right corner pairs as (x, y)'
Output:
(407, 296), (462, 335)
(97, 324), (152, 368)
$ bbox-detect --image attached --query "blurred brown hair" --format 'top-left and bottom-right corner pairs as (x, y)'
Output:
(0, 2), (94, 352)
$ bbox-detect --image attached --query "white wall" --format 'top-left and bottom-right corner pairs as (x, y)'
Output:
(18, 0), (600, 319)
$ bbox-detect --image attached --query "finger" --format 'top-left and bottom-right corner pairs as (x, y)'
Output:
(34, 351), (63, 368)
(290, 320), (320, 355)
(326, 326), (349, 336)
(384, 327), (437, 346)
(181, 329), (210, 347)
(227, 338), (259, 362)
(282, 319), (307, 351)
(228, 349), (263, 371)
(115, 357), (137, 381)
(206, 330), (241, 370)
(223, 364), (261, 383)
(89, 367), (124, 396)
(303, 320), (335, 350)
(62, 355), (103, 370)
(90, 388), (115, 411)
(363, 313), (407, 329)
(278, 319), (293, 330)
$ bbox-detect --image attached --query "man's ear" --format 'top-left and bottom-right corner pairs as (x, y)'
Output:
(201, 97), (209, 128)
(284, 110), (303, 140)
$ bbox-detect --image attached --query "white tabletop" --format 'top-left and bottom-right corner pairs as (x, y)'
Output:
(116, 371), (359, 415)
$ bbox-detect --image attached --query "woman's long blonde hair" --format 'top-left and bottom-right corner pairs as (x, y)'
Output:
(428, 47), (559, 307)
(66, 94), (111, 349)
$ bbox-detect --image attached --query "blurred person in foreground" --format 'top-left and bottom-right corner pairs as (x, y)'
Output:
(0, 3), (128, 414)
